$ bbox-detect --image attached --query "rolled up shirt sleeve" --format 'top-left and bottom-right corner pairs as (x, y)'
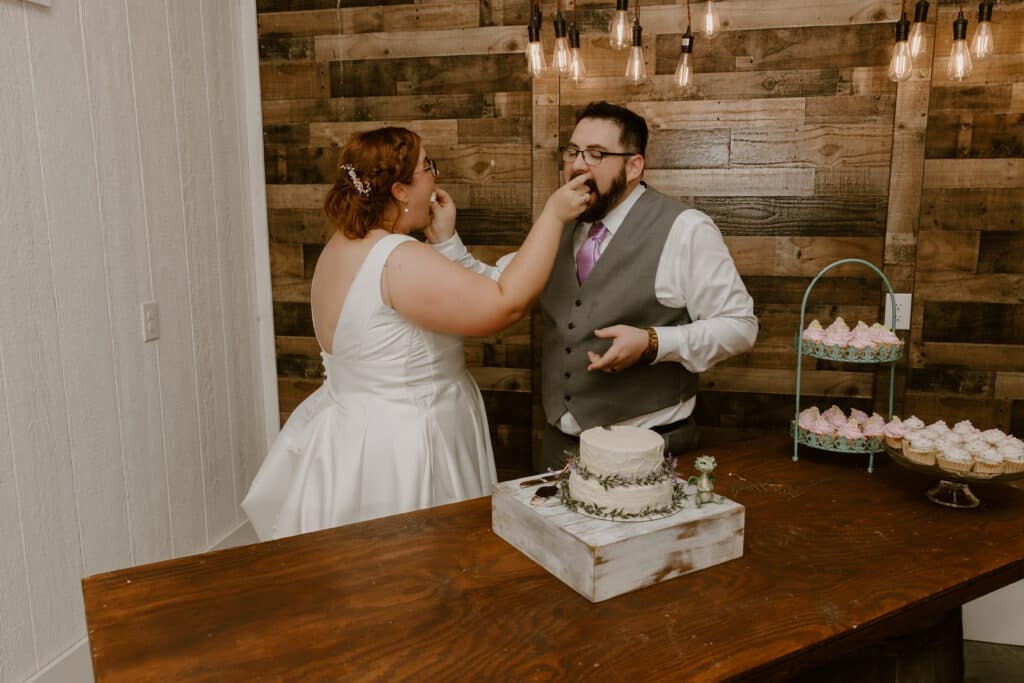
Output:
(652, 209), (758, 373)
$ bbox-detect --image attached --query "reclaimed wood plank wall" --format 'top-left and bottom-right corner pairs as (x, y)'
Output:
(910, 0), (1024, 434)
(257, 0), (1024, 478)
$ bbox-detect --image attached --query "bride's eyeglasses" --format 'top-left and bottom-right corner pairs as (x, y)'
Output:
(416, 157), (438, 177)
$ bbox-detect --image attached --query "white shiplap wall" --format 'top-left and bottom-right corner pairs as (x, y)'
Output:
(0, 1), (268, 681)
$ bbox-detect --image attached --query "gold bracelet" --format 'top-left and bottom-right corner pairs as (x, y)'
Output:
(640, 327), (659, 364)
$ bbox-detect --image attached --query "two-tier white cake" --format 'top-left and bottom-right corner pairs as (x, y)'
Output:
(561, 425), (679, 519)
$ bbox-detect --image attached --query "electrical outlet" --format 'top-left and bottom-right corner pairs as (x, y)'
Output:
(142, 301), (160, 342)
(883, 293), (912, 331)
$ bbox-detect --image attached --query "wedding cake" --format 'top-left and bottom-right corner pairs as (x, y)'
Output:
(560, 425), (681, 520)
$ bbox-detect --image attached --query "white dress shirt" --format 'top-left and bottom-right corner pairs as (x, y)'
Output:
(433, 184), (758, 435)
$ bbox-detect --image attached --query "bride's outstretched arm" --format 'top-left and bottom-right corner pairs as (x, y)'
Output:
(384, 173), (591, 337)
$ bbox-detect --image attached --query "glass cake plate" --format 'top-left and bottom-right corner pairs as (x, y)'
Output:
(885, 445), (1024, 509)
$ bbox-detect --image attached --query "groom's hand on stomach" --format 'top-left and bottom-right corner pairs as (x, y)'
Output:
(586, 325), (649, 374)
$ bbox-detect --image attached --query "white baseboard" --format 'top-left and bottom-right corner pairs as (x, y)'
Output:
(27, 638), (92, 683)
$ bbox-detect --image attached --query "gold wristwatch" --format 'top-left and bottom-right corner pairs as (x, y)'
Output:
(640, 327), (659, 364)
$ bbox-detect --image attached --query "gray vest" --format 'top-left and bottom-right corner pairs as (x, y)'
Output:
(539, 187), (699, 429)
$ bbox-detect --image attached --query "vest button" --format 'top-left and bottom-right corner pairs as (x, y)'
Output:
(564, 372), (571, 379)
(568, 322), (575, 330)
(564, 347), (571, 354)
(564, 395), (571, 402)
(574, 299), (582, 307)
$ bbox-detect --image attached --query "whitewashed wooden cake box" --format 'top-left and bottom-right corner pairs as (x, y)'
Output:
(492, 477), (745, 602)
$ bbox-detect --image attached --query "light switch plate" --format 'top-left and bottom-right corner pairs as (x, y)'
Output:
(142, 301), (160, 342)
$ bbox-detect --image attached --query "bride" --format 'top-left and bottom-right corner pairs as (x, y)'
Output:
(243, 127), (591, 540)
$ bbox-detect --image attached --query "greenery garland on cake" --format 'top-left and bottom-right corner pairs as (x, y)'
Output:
(558, 474), (688, 521)
(564, 453), (678, 490)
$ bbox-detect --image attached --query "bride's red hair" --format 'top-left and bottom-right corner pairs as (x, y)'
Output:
(324, 127), (421, 239)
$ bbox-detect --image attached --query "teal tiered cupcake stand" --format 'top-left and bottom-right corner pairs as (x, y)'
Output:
(792, 258), (904, 473)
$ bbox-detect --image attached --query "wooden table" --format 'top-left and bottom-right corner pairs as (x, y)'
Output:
(82, 436), (1024, 681)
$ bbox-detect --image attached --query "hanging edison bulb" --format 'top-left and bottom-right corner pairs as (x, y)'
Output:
(701, 0), (721, 40)
(609, 0), (631, 50)
(971, 1), (995, 61)
(625, 19), (646, 84)
(889, 12), (913, 82)
(908, 0), (930, 60)
(568, 22), (587, 84)
(552, 11), (571, 74)
(674, 27), (696, 91)
(947, 9), (973, 81)
(526, 16), (546, 78)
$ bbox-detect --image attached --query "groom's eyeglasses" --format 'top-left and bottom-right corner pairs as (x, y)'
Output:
(561, 146), (638, 166)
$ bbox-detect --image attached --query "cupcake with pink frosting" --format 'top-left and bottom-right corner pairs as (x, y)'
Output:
(823, 405), (847, 429)
(811, 415), (838, 437)
(836, 417), (863, 444)
(802, 320), (826, 344)
(798, 407), (820, 432)
(869, 323), (901, 352)
(849, 408), (870, 425)
(863, 413), (886, 439)
(849, 322), (876, 351)
(823, 318), (853, 347)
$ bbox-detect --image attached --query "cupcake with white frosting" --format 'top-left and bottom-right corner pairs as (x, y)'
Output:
(904, 434), (937, 466)
(981, 428), (1007, 446)
(973, 447), (1005, 475)
(937, 446), (973, 476)
(884, 416), (907, 450)
(953, 420), (979, 437)
(902, 415), (926, 432)
(997, 438), (1024, 474)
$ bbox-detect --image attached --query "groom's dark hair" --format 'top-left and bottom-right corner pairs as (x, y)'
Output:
(576, 101), (649, 157)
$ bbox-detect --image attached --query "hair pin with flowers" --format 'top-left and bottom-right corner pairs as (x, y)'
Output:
(340, 163), (371, 197)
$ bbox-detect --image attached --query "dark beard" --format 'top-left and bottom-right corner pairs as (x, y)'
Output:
(575, 166), (629, 224)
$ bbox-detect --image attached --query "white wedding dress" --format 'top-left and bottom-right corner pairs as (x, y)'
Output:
(243, 233), (497, 541)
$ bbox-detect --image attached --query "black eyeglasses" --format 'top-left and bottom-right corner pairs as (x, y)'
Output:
(561, 146), (638, 166)
(416, 157), (438, 177)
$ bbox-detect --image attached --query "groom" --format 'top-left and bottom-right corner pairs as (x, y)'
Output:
(432, 101), (758, 473)
(532, 101), (757, 472)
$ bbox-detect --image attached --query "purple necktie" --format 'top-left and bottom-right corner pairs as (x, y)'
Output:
(575, 222), (609, 285)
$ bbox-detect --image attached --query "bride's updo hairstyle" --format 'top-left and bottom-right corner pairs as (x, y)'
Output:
(324, 127), (421, 239)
